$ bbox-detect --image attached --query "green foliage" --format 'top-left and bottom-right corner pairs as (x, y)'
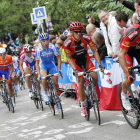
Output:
(0, 0), (135, 38)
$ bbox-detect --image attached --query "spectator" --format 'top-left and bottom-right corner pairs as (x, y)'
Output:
(52, 39), (57, 45)
(132, 12), (139, 24)
(98, 10), (122, 58)
(33, 39), (41, 50)
(116, 0), (140, 13)
(92, 32), (107, 60)
(115, 12), (129, 34)
(49, 35), (56, 43)
(86, 24), (102, 36)
(4, 33), (10, 44)
(25, 34), (29, 44)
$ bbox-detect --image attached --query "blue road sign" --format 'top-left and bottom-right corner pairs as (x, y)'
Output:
(33, 6), (47, 20)
(30, 13), (37, 25)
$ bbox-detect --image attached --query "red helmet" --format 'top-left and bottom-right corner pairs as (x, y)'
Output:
(69, 21), (83, 31)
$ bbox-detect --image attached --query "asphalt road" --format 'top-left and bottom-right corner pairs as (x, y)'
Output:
(0, 88), (140, 140)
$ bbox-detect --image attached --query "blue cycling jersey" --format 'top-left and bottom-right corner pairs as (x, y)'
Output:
(36, 43), (59, 64)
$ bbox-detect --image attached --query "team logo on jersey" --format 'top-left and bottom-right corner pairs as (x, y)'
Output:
(128, 31), (137, 39)
(89, 42), (94, 47)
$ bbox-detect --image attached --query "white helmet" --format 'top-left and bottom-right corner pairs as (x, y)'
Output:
(0, 48), (6, 54)
(24, 44), (31, 52)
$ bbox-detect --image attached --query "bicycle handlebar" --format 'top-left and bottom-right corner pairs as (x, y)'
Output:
(42, 73), (60, 79)
(25, 71), (38, 77)
(78, 69), (104, 79)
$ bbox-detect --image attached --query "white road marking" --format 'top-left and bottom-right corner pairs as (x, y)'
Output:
(39, 134), (66, 140)
(44, 129), (64, 135)
(101, 120), (126, 126)
(21, 125), (47, 133)
(65, 127), (93, 134)
(69, 122), (92, 128)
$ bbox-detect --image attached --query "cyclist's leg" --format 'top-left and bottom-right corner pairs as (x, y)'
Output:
(23, 62), (32, 91)
(122, 53), (133, 94)
(40, 63), (49, 102)
(49, 62), (59, 94)
(12, 69), (18, 91)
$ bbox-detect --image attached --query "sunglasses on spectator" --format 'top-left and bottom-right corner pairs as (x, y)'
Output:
(74, 31), (82, 34)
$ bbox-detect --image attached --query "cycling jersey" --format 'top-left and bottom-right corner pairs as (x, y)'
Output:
(63, 34), (95, 72)
(0, 55), (12, 71)
(12, 56), (19, 69)
(36, 43), (59, 74)
(36, 43), (59, 63)
(20, 49), (36, 66)
(120, 24), (140, 51)
(120, 24), (140, 68)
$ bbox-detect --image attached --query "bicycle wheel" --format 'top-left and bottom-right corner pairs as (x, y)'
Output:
(5, 91), (14, 113)
(48, 95), (55, 116)
(118, 82), (140, 129)
(92, 85), (101, 125)
(36, 86), (43, 111)
(53, 88), (64, 119)
(85, 97), (90, 121)
(2, 91), (10, 111)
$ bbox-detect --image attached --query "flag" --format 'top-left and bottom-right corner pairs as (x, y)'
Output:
(45, 17), (53, 31)
(98, 59), (123, 110)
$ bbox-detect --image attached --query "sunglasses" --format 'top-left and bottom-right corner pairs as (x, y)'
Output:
(26, 52), (31, 54)
(42, 40), (49, 42)
(74, 31), (82, 34)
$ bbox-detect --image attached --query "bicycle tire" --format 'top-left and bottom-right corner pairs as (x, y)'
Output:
(32, 84), (39, 109)
(118, 82), (140, 129)
(36, 85), (43, 111)
(53, 88), (64, 119)
(48, 97), (55, 116)
(5, 90), (14, 113)
(92, 85), (101, 125)
(3, 91), (10, 111)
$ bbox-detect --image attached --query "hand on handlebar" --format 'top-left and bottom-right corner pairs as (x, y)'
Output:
(99, 65), (105, 72)
(73, 69), (79, 77)
(58, 69), (63, 79)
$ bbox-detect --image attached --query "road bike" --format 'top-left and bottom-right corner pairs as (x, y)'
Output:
(42, 73), (64, 119)
(118, 65), (140, 129)
(0, 75), (14, 113)
(25, 71), (43, 110)
(19, 76), (25, 90)
(78, 69), (102, 125)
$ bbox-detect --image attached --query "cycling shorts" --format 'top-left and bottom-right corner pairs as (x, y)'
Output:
(40, 61), (58, 75)
(12, 68), (20, 76)
(23, 62), (36, 71)
(73, 57), (95, 72)
(0, 69), (9, 79)
(125, 49), (140, 68)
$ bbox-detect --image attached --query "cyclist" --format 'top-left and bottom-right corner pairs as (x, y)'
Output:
(118, 13), (140, 110)
(19, 44), (40, 98)
(63, 21), (103, 117)
(0, 48), (15, 106)
(11, 52), (20, 91)
(35, 33), (62, 106)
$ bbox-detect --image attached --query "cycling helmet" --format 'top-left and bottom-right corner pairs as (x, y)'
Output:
(24, 44), (32, 52)
(69, 21), (83, 31)
(137, 12), (140, 23)
(39, 33), (49, 41)
(0, 48), (6, 54)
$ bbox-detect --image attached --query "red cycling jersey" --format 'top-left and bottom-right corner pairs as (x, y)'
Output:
(120, 24), (140, 68)
(64, 34), (95, 72)
(120, 24), (140, 50)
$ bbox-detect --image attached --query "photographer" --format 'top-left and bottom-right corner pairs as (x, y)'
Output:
(115, 0), (140, 14)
